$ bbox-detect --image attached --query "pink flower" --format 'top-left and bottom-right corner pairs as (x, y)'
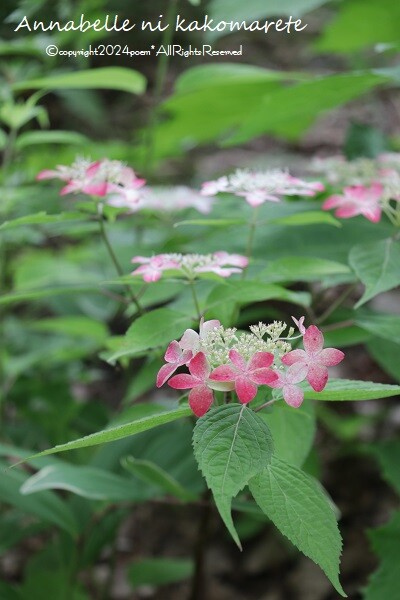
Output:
(269, 363), (308, 408)
(281, 325), (344, 392)
(292, 315), (306, 335)
(210, 350), (277, 404)
(130, 255), (180, 283)
(322, 183), (383, 223)
(156, 341), (192, 387)
(179, 318), (220, 354)
(168, 352), (214, 417)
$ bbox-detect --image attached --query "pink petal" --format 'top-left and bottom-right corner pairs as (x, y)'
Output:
(156, 363), (178, 388)
(179, 329), (199, 352)
(362, 207), (382, 223)
(164, 340), (181, 363)
(319, 348), (345, 367)
(322, 195), (343, 210)
(209, 365), (236, 382)
(250, 368), (278, 386)
(188, 352), (210, 381)
(268, 371), (285, 389)
(281, 349), (307, 366)
(82, 182), (108, 196)
(307, 363), (329, 392)
(292, 315), (306, 335)
(286, 363), (308, 384)
(36, 169), (59, 180)
(60, 182), (79, 195)
(200, 319), (220, 335)
(189, 385), (214, 417)
(228, 349), (247, 372)
(86, 161), (102, 176)
(248, 352), (274, 371)
(335, 205), (361, 219)
(303, 325), (324, 355)
(235, 377), (258, 404)
(168, 374), (199, 389)
(283, 384), (304, 408)
(131, 256), (149, 265)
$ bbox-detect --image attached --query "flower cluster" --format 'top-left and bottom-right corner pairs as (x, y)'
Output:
(313, 154), (400, 223)
(157, 318), (344, 416)
(37, 157), (145, 204)
(201, 168), (324, 207)
(131, 251), (248, 282)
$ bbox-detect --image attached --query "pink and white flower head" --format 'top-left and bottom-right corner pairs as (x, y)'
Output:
(322, 183), (384, 223)
(179, 318), (221, 355)
(37, 157), (145, 203)
(201, 169), (324, 207)
(269, 363), (308, 408)
(281, 325), (344, 392)
(125, 186), (214, 214)
(292, 315), (306, 335)
(168, 352), (215, 417)
(131, 252), (248, 282)
(210, 350), (277, 404)
(156, 341), (193, 388)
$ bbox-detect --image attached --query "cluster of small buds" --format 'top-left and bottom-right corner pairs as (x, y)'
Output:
(157, 317), (344, 417)
(201, 168), (324, 207)
(131, 251), (248, 283)
(312, 154), (400, 223)
(37, 157), (145, 204)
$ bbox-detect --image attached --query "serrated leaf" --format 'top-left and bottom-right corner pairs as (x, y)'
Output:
(106, 308), (194, 363)
(349, 238), (400, 307)
(249, 457), (345, 596)
(12, 406), (191, 464)
(365, 511), (400, 600)
(193, 405), (274, 548)
(13, 67), (146, 95)
(20, 464), (144, 501)
(303, 378), (400, 401)
(262, 400), (315, 467)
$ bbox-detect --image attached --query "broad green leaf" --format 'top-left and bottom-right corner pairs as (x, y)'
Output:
(128, 558), (193, 589)
(367, 440), (400, 494)
(262, 400), (315, 467)
(30, 316), (108, 342)
(268, 211), (341, 228)
(316, 0), (400, 54)
(206, 281), (310, 324)
(323, 325), (372, 349)
(367, 338), (400, 383)
(249, 457), (345, 596)
(303, 378), (400, 401)
(349, 238), (400, 307)
(0, 285), (100, 305)
(259, 256), (350, 283)
(122, 456), (197, 501)
(13, 67), (146, 95)
(20, 464), (144, 501)
(356, 313), (400, 345)
(0, 211), (85, 230)
(193, 405), (274, 548)
(12, 406), (191, 463)
(106, 308), (194, 363)
(15, 130), (88, 149)
(365, 511), (400, 600)
(0, 461), (79, 536)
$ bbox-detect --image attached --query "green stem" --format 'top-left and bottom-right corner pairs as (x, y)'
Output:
(189, 279), (202, 320)
(316, 284), (356, 325)
(143, 0), (179, 175)
(97, 205), (143, 314)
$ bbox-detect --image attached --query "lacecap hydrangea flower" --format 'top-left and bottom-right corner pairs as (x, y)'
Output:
(157, 318), (344, 416)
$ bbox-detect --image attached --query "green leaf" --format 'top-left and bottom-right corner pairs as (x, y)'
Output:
(0, 211), (85, 230)
(259, 256), (350, 283)
(106, 308), (194, 363)
(367, 338), (400, 383)
(174, 218), (246, 228)
(128, 558), (193, 589)
(303, 378), (400, 401)
(20, 464), (144, 501)
(367, 440), (400, 494)
(15, 130), (88, 149)
(316, 0), (400, 54)
(0, 461), (79, 536)
(365, 511), (400, 600)
(356, 313), (400, 345)
(249, 457), (345, 596)
(31, 316), (108, 342)
(268, 211), (341, 227)
(349, 238), (400, 307)
(262, 400), (315, 467)
(122, 456), (197, 501)
(193, 405), (274, 548)
(13, 67), (146, 95)
(12, 406), (192, 463)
